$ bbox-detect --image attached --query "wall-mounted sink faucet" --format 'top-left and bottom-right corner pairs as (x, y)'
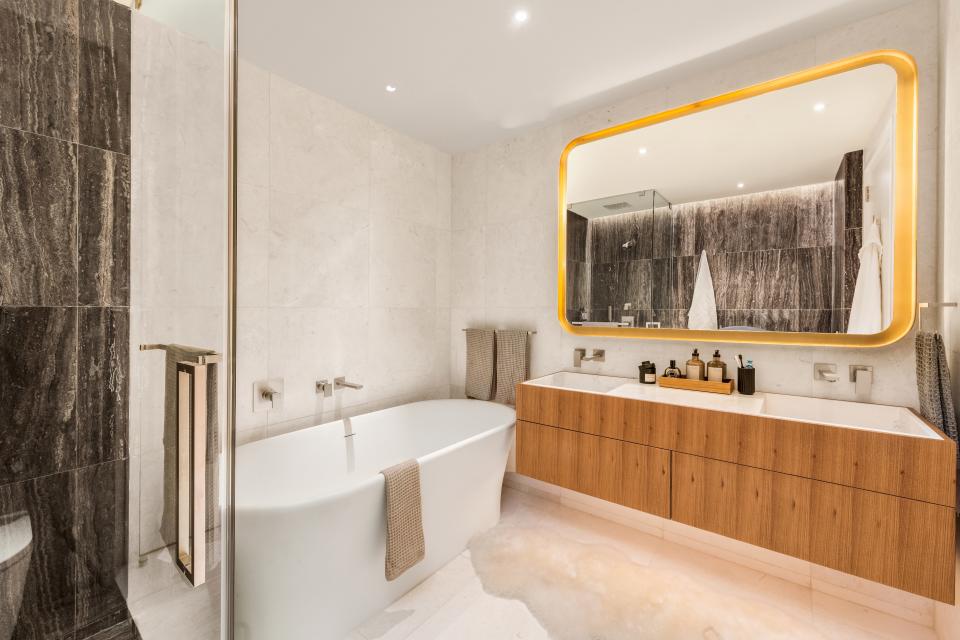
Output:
(850, 365), (873, 397)
(574, 348), (605, 367)
(814, 363), (839, 382)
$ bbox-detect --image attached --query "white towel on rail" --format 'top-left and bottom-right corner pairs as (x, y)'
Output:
(687, 250), (718, 330)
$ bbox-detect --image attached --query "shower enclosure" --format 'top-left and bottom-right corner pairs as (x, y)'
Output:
(566, 189), (675, 327)
(1, 0), (233, 638)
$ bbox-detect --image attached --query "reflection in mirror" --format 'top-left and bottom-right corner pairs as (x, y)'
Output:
(564, 64), (897, 335)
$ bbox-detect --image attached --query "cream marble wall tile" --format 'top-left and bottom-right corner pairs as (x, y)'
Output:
(484, 218), (555, 309)
(266, 306), (370, 424)
(269, 74), (373, 206)
(370, 218), (437, 309)
(238, 60), (270, 188)
(450, 227), (485, 309)
(435, 228), (451, 309)
(236, 307), (268, 432)
(238, 183), (269, 308)
(371, 125), (440, 227)
(433, 307), (452, 391)
(451, 148), (487, 231)
(485, 127), (560, 225)
(367, 307), (437, 399)
(436, 151), (452, 231)
(268, 190), (370, 309)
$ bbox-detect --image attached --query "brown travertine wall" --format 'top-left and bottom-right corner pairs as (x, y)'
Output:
(570, 181), (840, 331)
(833, 150), (865, 332)
(0, 1), (135, 638)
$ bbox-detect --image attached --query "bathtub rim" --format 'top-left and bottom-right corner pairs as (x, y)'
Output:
(236, 399), (516, 512)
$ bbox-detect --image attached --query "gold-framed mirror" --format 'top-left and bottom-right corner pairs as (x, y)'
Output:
(558, 50), (918, 348)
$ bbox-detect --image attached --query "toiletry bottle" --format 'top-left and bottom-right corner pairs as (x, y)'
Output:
(686, 349), (705, 381)
(707, 350), (727, 382)
(664, 360), (682, 378)
(639, 361), (657, 384)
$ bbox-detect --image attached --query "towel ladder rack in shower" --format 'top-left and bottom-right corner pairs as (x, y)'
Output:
(140, 343), (220, 587)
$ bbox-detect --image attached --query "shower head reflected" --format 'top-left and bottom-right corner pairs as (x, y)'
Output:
(622, 239), (636, 249)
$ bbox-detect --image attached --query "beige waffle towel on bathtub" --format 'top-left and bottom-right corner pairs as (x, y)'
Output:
(465, 328), (496, 400)
(381, 459), (426, 581)
(494, 329), (530, 405)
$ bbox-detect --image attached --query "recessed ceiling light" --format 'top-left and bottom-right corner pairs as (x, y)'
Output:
(385, 84), (398, 93)
(513, 9), (529, 24)
(637, 147), (648, 156)
(737, 182), (745, 189)
(813, 102), (826, 112)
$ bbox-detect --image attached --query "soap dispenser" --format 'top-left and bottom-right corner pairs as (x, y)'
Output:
(686, 349), (705, 381)
(664, 360), (682, 378)
(707, 350), (727, 382)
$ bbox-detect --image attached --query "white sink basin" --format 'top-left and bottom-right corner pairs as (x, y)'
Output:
(760, 394), (938, 438)
(525, 372), (632, 393)
(523, 372), (941, 440)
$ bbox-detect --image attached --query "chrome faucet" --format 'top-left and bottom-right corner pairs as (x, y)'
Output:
(334, 376), (364, 391)
(574, 348), (605, 367)
(850, 365), (873, 398)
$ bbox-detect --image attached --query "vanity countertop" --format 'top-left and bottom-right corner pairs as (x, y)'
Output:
(523, 372), (941, 440)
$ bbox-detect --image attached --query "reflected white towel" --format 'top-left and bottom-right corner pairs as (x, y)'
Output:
(847, 220), (883, 334)
(687, 251), (718, 330)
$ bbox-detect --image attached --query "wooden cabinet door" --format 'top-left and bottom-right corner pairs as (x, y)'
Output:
(516, 421), (558, 484)
(672, 453), (955, 603)
(620, 442), (671, 518)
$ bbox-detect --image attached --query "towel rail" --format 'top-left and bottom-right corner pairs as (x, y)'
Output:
(917, 302), (958, 332)
(140, 342), (219, 587)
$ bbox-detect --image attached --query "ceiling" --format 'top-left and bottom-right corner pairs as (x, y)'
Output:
(142, 0), (910, 153)
(566, 64), (897, 208)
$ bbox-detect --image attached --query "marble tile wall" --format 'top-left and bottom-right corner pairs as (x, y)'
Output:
(833, 150), (865, 330)
(232, 61), (452, 445)
(572, 182), (837, 331)
(0, 1), (135, 639)
(449, 0), (939, 408)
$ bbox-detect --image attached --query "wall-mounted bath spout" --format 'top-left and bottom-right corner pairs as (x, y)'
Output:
(335, 377), (364, 391)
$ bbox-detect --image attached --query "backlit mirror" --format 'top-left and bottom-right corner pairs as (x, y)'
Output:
(559, 52), (918, 347)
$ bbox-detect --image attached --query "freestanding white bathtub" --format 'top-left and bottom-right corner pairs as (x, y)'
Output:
(234, 399), (516, 640)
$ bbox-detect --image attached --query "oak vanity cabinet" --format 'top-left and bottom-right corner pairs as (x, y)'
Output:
(514, 383), (958, 603)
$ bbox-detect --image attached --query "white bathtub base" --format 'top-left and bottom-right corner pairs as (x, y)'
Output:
(235, 401), (515, 640)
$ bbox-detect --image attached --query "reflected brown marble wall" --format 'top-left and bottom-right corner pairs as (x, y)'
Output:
(0, 1), (135, 639)
(570, 180), (845, 332)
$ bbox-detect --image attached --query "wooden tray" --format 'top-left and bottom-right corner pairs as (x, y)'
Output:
(657, 375), (734, 395)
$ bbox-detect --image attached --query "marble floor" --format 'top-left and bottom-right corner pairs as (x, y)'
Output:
(347, 487), (938, 640)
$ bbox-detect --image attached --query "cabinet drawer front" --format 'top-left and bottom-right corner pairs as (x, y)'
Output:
(671, 453), (955, 602)
(516, 384), (560, 426)
(515, 422), (670, 518)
